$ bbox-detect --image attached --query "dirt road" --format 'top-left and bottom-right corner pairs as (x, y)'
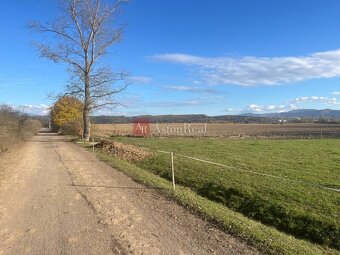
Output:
(0, 131), (259, 255)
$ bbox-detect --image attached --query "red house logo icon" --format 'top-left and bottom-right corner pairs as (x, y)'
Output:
(133, 119), (150, 136)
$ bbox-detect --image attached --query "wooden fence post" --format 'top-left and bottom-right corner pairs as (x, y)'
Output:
(92, 136), (95, 151)
(171, 152), (176, 191)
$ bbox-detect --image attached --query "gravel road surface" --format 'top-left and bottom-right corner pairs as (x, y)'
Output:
(0, 130), (259, 255)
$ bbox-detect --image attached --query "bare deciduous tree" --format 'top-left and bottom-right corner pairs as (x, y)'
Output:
(30, 0), (128, 141)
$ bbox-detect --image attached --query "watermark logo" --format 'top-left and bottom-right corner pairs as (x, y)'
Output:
(156, 123), (207, 136)
(133, 118), (150, 136)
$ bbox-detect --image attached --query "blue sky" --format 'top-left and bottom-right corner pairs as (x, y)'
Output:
(1, 0), (340, 116)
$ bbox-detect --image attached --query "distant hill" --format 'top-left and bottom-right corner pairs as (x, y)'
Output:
(91, 109), (340, 124)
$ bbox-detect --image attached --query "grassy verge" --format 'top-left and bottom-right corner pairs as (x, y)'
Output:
(82, 143), (338, 255)
(108, 137), (340, 250)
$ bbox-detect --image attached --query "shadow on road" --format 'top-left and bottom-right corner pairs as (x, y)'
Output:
(68, 184), (161, 190)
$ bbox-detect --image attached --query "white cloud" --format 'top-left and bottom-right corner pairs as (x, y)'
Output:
(192, 80), (202, 85)
(112, 95), (207, 109)
(163, 85), (221, 94)
(288, 96), (340, 105)
(152, 49), (340, 86)
(248, 104), (262, 112)
(129, 76), (153, 84)
(244, 103), (299, 113)
(244, 95), (340, 113)
(145, 99), (204, 108)
(14, 104), (50, 116)
(332, 91), (340, 95)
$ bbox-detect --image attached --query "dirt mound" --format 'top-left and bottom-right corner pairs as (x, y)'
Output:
(95, 140), (153, 161)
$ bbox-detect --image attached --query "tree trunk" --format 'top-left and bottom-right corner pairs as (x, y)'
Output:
(83, 107), (91, 141)
(83, 72), (91, 141)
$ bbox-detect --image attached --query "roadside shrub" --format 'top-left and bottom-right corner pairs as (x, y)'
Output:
(0, 136), (20, 153)
(0, 105), (41, 152)
(198, 182), (340, 249)
(60, 120), (83, 136)
(20, 119), (41, 140)
(50, 96), (83, 135)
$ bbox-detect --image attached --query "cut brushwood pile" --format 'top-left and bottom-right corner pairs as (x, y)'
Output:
(95, 140), (153, 161)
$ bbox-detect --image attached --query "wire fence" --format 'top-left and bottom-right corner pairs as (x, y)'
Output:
(156, 150), (340, 193)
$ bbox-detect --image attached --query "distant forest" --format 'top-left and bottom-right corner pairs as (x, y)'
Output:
(90, 114), (340, 124)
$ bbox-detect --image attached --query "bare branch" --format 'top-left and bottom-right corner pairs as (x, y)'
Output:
(29, 21), (82, 47)
(69, 0), (86, 49)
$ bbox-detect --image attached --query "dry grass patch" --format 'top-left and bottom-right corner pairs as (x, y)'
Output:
(95, 140), (153, 161)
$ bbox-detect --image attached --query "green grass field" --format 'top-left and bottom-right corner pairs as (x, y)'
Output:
(111, 137), (340, 250)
